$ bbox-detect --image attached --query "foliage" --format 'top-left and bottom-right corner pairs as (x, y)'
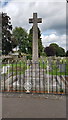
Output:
(12, 26), (43, 58)
(27, 55), (32, 60)
(2, 12), (12, 55)
(50, 43), (65, 56)
(12, 27), (28, 54)
(44, 43), (65, 57)
(60, 89), (64, 93)
(28, 27), (43, 57)
(44, 46), (56, 56)
(56, 47), (65, 57)
(66, 50), (68, 57)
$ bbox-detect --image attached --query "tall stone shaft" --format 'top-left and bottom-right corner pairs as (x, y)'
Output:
(33, 13), (38, 62)
(29, 13), (42, 62)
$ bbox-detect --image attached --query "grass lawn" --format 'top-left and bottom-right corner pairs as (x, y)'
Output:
(2, 58), (68, 76)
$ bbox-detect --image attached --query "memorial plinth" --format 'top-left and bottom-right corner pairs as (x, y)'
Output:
(24, 13), (42, 92)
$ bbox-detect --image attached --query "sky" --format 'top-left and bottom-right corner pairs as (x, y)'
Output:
(0, 0), (67, 51)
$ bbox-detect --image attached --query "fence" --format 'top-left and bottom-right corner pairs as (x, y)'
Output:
(0, 59), (68, 95)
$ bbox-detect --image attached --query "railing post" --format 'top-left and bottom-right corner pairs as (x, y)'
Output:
(55, 61), (57, 93)
(4, 63), (5, 91)
(12, 60), (13, 91)
(16, 60), (17, 91)
(47, 60), (49, 93)
(31, 61), (33, 93)
(52, 62), (53, 93)
(35, 61), (36, 93)
(7, 60), (9, 91)
(43, 60), (45, 93)
(39, 61), (40, 93)
(65, 62), (67, 95)
(19, 60), (21, 92)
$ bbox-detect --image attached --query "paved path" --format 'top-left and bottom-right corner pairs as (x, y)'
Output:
(2, 93), (66, 118)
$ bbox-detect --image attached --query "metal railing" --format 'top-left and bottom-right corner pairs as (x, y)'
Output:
(0, 60), (68, 95)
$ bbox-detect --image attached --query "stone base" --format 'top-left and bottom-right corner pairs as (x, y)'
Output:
(24, 64), (47, 91)
(24, 64), (65, 93)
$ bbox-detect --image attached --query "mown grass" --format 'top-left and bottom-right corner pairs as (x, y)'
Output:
(39, 58), (68, 75)
(2, 58), (68, 76)
(2, 61), (27, 76)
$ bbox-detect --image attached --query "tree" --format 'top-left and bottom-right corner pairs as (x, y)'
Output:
(49, 43), (59, 56)
(66, 50), (68, 57)
(12, 27), (28, 54)
(44, 46), (56, 56)
(57, 47), (65, 57)
(49, 43), (65, 57)
(28, 27), (43, 57)
(2, 12), (12, 55)
(12, 26), (43, 57)
(44, 43), (65, 57)
(27, 28), (32, 55)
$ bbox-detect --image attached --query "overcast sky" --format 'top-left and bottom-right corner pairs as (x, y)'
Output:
(0, 0), (67, 51)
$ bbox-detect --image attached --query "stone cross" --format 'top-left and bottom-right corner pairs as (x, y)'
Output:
(29, 13), (42, 62)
